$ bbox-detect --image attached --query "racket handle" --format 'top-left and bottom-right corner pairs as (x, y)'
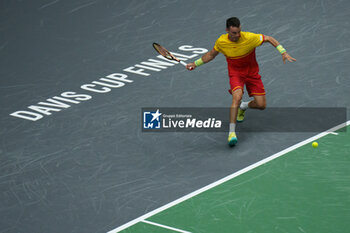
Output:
(179, 60), (187, 67)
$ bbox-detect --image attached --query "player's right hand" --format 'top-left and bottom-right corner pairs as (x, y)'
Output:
(186, 63), (196, 71)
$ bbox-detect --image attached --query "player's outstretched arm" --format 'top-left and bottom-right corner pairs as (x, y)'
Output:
(186, 48), (219, 70)
(264, 36), (296, 64)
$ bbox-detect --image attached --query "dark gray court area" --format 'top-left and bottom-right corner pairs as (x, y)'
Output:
(1, 0), (350, 232)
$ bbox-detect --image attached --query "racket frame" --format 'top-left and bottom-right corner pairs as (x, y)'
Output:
(152, 43), (187, 67)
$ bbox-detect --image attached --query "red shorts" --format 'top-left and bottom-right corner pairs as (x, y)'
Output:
(228, 73), (265, 97)
(226, 50), (266, 97)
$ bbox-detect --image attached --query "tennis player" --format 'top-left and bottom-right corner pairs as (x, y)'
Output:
(187, 17), (296, 146)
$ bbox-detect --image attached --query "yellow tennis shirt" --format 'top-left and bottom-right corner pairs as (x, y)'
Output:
(214, 31), (264, 59)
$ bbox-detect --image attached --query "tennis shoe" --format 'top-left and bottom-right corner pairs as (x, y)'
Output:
(228, 132), (238, 147)
(237, 108), (246, 122)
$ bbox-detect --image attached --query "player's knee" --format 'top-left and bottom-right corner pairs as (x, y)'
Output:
(257, 102), (266, 110)
(231, 96), (242, 107)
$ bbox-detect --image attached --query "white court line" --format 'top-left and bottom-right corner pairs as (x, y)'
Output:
(141, 220), (192, 233)
(107, 120), (350, 233)
(329, 132), (339, 135)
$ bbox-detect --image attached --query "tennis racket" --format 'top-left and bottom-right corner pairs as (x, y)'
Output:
(152, 43), (188, 67)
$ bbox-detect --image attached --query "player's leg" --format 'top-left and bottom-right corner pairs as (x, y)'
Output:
(228, 88), (243, 146)
(227, 70), (245, 146)
(230, 88), (243, 124)
(248, 95), (266, 110)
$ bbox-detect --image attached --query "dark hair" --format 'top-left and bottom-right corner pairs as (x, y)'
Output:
(226, 17), (240, 28)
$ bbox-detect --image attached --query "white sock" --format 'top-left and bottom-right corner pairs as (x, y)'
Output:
(229, 123), (236, 133)
(240, 101), (250, 110)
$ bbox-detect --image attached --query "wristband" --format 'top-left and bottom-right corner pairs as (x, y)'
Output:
(276, 44), (286, 54)
(194, 58), (204, 67)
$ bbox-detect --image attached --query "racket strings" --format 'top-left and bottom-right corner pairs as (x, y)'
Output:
(155, 45), (170, 57)
(153, 43), (179, 61)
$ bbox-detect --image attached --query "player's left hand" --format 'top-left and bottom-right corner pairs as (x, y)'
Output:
(282, 53), (296, 64)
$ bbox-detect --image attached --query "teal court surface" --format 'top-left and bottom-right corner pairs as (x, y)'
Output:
(112, 123), (350, 233)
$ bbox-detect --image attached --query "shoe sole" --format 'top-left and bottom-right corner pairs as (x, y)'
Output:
(228, 138), (238, 147)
